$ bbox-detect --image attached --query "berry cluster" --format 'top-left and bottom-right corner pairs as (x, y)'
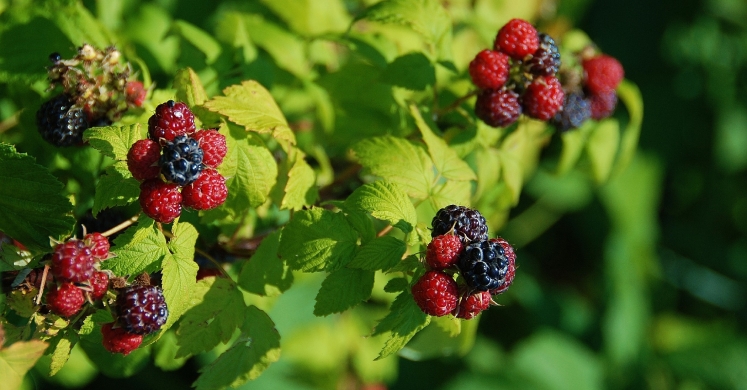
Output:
(36, 44), (145, 147)
(412, 205), (516, 319)
(45, 233), (112, 318)
(127, 100), (228, 223)
(100, 282), (169, 356)
(470, 19), (564, 128)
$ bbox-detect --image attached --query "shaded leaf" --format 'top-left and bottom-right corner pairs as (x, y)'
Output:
(162, 221), (199, 329)
(373, 290), (431, 359)
(380, 52), (435, 91)
(314, 268), (375, 316)
(106, 217), (169, 276)
(238, 230), (293, 297)
(84, 124), (143, 161)
(410, 105), (476, 181)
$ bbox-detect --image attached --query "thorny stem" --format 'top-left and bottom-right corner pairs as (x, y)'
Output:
(101, 214), (139, 237)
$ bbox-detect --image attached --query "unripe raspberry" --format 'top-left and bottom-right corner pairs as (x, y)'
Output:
(582, 54), (624, 94)
(453, 291), (492, 319)
(192, 129), (227, 168)
(523, 76), (564, 121)
(181, 169), (228, 211)
(51, 240), (95, 283)
(411, 270), (459, 317)
(425, 234), (463, 270)
(127, 139), (161, 181)
(101, 323), (142, 355)
(125, 81), (147, 107)
(139, 178), (182, 223)
(83, 232), (110, 260)
(475, 89), (522, 128)
(47, 283), (85, 317)
(469, 50), (510, 90)
(495, 19), (539, 60)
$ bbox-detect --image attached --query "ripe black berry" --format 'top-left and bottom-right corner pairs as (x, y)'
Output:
(551, 92), (592, 132)
(36, 94), (89, 147)
(431, 205), (489, 244)
(159, 135), (204, 186)
(116, 285), (168, 335)
(525, 33), (561, 76)
(458, 240), (510, 291)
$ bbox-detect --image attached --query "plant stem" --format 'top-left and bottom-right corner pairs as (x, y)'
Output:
(101, 214), (139, 237)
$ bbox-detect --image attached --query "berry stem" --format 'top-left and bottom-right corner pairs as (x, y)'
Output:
(34, 264), (50, 305)
(433, 90), (478, 117)
(376, 225), (393, 238)
(101, 214), (139, 238)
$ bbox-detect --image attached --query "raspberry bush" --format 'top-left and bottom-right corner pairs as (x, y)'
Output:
(0, 1), (644, 389)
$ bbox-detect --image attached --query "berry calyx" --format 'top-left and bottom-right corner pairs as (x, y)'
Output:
(181, 169), (228, 210)
(469, 50), (510, 90)
(431, 205), (489, 244)
(411, 270), (459, 317)
(523, 76), (564, 121)
(46, 283), (86, 318)
(139, 179), (182, 224)
(148, 100), (196, 142)
(453, 291), (492, 319)
(192, 129), (227, 168)
(127, 139), (161, 181)
(458, 240), (509, 291)
(83, 232), (110, 260)
(495, 18), (539, 60)
(474, 89), (522, 128)
(36, 94), (89, 147)
(582, 54), (624, 94)
(116, 285), (168, 335)
(101, 323), (143, 355)
(425, 234), (463, 270)
(51, 239), (95, 283)
(525, 33), (561, 76)
(159, 135), (205, 186)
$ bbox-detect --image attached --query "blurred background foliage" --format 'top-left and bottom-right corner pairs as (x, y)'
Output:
(1, 0), (746, 389)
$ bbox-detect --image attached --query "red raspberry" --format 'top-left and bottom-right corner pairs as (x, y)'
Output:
(453, 291), (492, 319)
(426, 234), (463, 270)
(588, 90), (618, 120)
(475, 89), (521, 128)
(411, 270), (459, 317)
(192, 129), (227, 168)
(147, 100), (196, 142)
(468, 50), (510, 90)
(583, 55), (624, 94)
(523, 76), (564, 121)
(88, 271), (109, 300)
(101, 323), (143, 355)
(127, 139), (161, 181)
(181, 169), (228, 211)
(125, 81), (147, 107)
(47, 283), (85, 317)
(495, 18), (539, 60)
(51, 240), (95, 283)
(139, 178), (182, 223)
(83, 232), (110, 260)
(490, 237), (516, 295)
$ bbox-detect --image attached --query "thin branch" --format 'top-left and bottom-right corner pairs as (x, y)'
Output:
(101, 214), (139, 237)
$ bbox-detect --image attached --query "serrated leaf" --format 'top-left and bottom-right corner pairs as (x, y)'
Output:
(204, 80), (290, 134)
(314, 268), (375, 316)
(380, 52), (435, 91)
(176, 278), (246, 358)
(345, 180), (417, 233)
(162, 221), (199, 329)
(278, 208), (359, 272)
(0, 143), (75, 252)
(388, 255), (422, 274)
(281, 153), (318, 210)
(194, 306), (280, 390)
(218, 129), (278, 216)
(373, 291), (431, 360)
(347, 236), (407, 271)
(106, 217), (169, 276)
(0, 339), (48, 390)
(93, 162), (139, 215)
(79, 315), (96, 336)
(586, 119), (620, 184)
(172, 20), (222, 64)
(428, 179), (471, 211)
(91, 309), (114, 324)
(48, 333), (74, 376)
(341, 206), (377, 244)
(238, 230), (293, 297)
(384, 277), (408, 293)
(84, 124), (143, 161)
(352, 136), (435, 200)
(411, 105), (476, 181)
(174, 67), (208, 107)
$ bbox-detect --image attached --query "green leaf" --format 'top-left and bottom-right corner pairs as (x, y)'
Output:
(106, 217), (170, 276)
(45, 0), (111, 49)
(340, 205), (377, 244)
(281, 152), (318, 210)
(352, 136), (435, 200)
(314, 268), (375, 316)
(499, 152), (523, 206)
(388, 254), (422, 274)
(384, 277), (408, 293)
(345, 180), (417, 233)
(259, 0), (351, 36)
(373, 290), (431, 360)
(172, 20), (222, 64)
(48, 333), (75, 376)
(218, 128), (278, 216)
(93, 163), (139, 215)
(278, 208), (359, 272)
(238, 230), (293, 297)
(162, 221), (199, 329)
(204, 80), (291, 134)
(586, 119), (620, 184)
(153, 331), (189, 372)
(174, 67), (209, 107)
(611, 80), (644, 178)
(556, 121), (592, 175)
(243, 15), (310, 78)
(0, 143), (75, 252)
(0, 339), (48, 390)
(410, 105), (476, 181)
(347, 236), (407, 271)
(176, 278), (246, 358)
(428, 179), (471, 211)
(84, 124), (143, 161)
(194, 306), (281, 390)
(0, 18), (72, 84)
(380, 52), (435, 91)
(214, 12), (258, 62)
